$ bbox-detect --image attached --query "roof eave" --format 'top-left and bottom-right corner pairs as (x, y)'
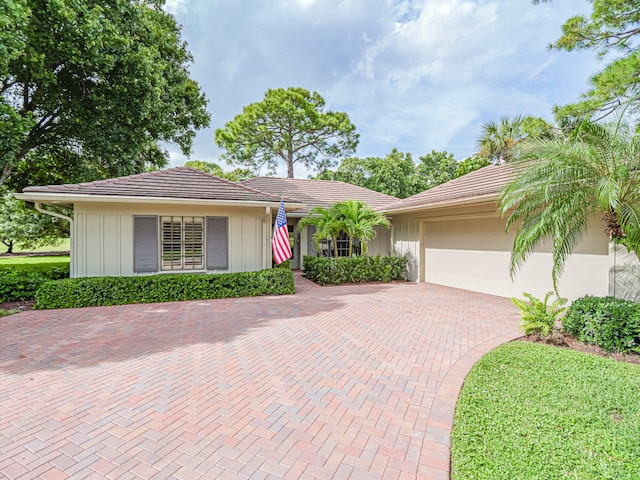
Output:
(15, 192), (304, 210)
(380, 192), (499, 215)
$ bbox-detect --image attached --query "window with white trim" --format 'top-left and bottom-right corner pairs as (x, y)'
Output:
(161, 216), (204, 270)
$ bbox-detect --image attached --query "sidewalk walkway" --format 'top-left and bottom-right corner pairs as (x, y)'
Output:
(0, 277), (520, 479)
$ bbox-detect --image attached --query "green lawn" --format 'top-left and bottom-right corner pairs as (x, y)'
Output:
(0, 256), (69, 266)
(451, 341), (640, 480)
(1, 238), (70, 254)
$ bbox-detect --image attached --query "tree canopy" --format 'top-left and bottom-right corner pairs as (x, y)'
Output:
(0, 0), (210, 188)
(499, 118), (640, 290)
(536, 0), (640, 118)
(476, 115), (553, 164)
(316, 149), (461, 199)
(183, 160), (254, 182)
(215, 87), (359, 178)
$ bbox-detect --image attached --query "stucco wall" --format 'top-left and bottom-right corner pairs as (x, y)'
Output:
(422, 215), (609, 301)
(73, 203), (270, 278)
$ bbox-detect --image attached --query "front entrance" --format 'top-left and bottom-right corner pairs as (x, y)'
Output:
(288, 223), (300, 269)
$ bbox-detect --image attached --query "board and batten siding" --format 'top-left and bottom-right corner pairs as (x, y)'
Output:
(72, 203), (269, 278)
(391, 218), (421, 281)
(610, 244), (640, 302)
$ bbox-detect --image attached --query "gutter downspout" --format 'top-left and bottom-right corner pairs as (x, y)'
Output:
(35, 202), (74, 277)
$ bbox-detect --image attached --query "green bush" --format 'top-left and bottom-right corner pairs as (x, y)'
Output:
(302, 255), (407, 285)
(0, 262), (70, 302)
(511, 291), (567, 336)
(35, 268), (295, 309)
(563, 296), (640, 354)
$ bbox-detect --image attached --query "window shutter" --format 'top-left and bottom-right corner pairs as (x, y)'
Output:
(307, 225), (317, 257)
(134, 216), (158, 273)
(206, 217), (228, 270)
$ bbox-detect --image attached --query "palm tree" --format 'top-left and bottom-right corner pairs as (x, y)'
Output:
(499, 118), (640, 290)
(477, 115), (552, 164)
(298, 206), (344, 257)
(298, 200), (391, 257)
(331, 200), (391, 256)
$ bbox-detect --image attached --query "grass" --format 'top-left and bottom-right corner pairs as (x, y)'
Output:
(0, 256), (69, 266)
(451, 341), (640, 480)
(1, 238), (70, 254)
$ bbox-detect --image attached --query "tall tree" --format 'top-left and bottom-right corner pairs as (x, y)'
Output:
(0, 0), (210, 188)
(477, 115), (553, 164)
(0, 192), (68, 253)
(454, 156), (491, 178)
(415, 150), (458, 187)
(536, 0), (640, 118)
(317, 149), (458, 198)
(215, 87), (359, 178)
(499, 118), (640, 290)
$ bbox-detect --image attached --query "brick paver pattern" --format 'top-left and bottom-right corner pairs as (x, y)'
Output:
(0, 275), (521, 479)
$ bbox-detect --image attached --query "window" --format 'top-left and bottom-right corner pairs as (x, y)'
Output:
(161, 216), (204, 270)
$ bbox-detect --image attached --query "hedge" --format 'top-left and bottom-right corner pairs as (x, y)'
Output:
(563, 295), (640, 354)
(0, 262), (70, 302)
(35, 268), (295, 309)
(302, 255), (407, 285)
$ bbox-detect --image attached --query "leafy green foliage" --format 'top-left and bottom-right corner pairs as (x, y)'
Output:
(0, 260), (69, 302)
(0, 309), (20, 317)
(316, 148), (459, 198)
(454, 156), (491, 178)
(511, 291), (567, 335)
(302, 255), (407, 285)
(1, 0), (210, 187)
(0, 192), (68, 253)
(499, 119), (640, 290)
(215, 87), (358, 178)
(537, 0), (640, 118)
(34, 269), (294, 309)
(298, 200), (390, 257)
(183, 160), (254, 182)
(452, 341), (640, 479)
(564, 296), (640, 354)
(476, 115), (553, 163)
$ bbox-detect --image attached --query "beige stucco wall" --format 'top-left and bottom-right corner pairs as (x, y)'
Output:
(610, 244), (640, 302)
(391, 203), (613, 301)
(72, 202), (270, 278)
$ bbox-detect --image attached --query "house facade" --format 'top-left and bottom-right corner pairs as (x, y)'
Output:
(16, 165), (639, 303)
(16, 168), (303, 278)
(384, 165), (639, 302)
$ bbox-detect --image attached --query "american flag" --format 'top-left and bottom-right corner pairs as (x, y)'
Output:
(272, 200), (292, 265)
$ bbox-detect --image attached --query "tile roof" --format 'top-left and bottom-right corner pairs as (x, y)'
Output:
(381, 164), (514, 213)
(241, 177), (399, 214)
(22, 167), (292, 203)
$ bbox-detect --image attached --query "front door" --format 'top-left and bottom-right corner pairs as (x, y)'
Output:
(288, 223), (300, 269)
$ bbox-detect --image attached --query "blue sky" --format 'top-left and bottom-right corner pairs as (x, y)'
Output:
(164, 0), (599, 177)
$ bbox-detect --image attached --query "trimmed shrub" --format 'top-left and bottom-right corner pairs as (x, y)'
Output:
(0, 262), (70, 302)
(35, 268), (295, 309)
(563, 296), (640, 354)
(302, 255), (407, 285)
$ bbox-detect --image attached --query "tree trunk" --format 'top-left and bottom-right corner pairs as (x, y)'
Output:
(603, 211), (625, 240)
(0, 164), (13, 188)
(348, 236), (353, 257)
(287, 150), (294, 178)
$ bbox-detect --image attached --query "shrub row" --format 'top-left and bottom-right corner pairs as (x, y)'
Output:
(302, 255), (407, 285)
(563, 296), (640, 354)
(0, 262), (70, 302)
(35, 268), (295, 309)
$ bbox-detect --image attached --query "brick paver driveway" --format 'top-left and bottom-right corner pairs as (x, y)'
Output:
(0, 276), (520, 479)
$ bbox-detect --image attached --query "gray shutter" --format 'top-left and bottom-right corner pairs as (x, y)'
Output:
(307, 225), (317, 257)
(134, 216), (158, 273)
(206, 217), (228, 270)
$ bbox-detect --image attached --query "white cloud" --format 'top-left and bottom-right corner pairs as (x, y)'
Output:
(164, 0), (190, 14)
(165, 0), (599, 169)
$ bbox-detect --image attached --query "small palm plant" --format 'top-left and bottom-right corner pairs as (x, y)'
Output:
(511, 291), (568, 336)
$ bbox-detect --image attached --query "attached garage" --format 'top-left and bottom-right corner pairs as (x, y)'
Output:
(386, 165), (638, 302)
